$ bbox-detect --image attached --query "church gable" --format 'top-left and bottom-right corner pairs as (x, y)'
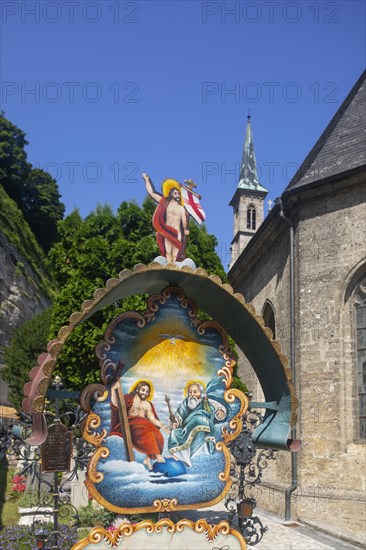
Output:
(286, 70), (366, 191)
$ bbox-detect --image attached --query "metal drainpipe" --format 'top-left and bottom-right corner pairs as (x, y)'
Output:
(276, 197), (298, 521)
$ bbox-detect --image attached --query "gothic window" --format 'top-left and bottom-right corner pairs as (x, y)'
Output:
(354, 277), (366, 440)
(247, 204), (256, 230)
(262, 301), (276, 339)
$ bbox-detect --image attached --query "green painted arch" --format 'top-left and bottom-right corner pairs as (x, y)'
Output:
(23, 263), (298, 450)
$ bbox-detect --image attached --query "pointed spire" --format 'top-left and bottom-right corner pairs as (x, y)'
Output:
(238, 114), (268, 193)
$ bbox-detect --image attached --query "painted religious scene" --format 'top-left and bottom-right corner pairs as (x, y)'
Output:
(82, 286), (247, 513)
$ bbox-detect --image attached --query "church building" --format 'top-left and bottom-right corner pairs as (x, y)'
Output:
(229, 114), (268, 269)
(228, 70), (366, 547)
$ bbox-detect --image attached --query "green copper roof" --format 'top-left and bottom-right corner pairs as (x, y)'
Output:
(238, 115), (268, 193)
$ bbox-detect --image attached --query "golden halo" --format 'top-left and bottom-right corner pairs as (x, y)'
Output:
(128, 379), (154, 401)
(161, 179), (184, 206)
(183, 379), (206, 397)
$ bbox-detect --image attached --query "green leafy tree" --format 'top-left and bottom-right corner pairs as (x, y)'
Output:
(0, 113), (31, 204)
(3, 309), (52, 410)
(4, 198), (233, 403)
(23, 169), (65, 251)
(0, 114), (64, 251)
(186, 221), (226, 276)
(48, 199), (227, 390)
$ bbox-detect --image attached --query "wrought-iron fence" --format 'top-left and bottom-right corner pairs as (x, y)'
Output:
(226, 407), (276, 545)
(0, 378), (93, 549)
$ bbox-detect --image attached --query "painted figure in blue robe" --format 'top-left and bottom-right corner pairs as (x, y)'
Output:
(168, 379), (231, 467)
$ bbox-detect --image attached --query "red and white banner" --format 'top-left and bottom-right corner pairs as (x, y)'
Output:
(180, 187), (206, 225)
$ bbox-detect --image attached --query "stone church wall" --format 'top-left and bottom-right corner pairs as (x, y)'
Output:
(294, 180), (366, 545)
(232, 178), (366, 546)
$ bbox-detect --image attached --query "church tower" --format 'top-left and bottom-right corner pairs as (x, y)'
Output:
(229, 115), (268, 268)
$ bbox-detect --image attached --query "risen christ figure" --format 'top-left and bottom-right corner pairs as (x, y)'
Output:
(142, 173), (189, 263)
(110, 380), (168, 471)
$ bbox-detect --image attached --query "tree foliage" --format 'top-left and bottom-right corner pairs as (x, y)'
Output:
(24, 169), (65, 251)
(3, 309), (52, 410)
(0, 113), (64, 251)
(48, 199), (227, 390)
(4, 187), (233, 403)
(0, 113), (30, 200)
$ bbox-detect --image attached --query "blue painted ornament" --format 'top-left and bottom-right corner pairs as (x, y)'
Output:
(152, 457), (187, 477)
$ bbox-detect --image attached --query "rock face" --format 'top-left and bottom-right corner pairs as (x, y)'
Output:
(0, 231), (51, 404)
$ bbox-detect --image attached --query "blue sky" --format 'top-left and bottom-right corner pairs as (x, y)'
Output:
(1, 0), (365, 270)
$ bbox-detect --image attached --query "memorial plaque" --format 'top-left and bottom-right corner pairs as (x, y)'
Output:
(41, 422), (72, 472)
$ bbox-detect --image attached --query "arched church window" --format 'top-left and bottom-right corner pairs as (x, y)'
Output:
(354, 276), (366, 440)
(262, 301), (276, 339)
(247, 204), (256, 230)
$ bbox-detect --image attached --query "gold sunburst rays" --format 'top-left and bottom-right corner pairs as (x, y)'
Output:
(125, 318), (198, 365)
(127, 338), (207, 384)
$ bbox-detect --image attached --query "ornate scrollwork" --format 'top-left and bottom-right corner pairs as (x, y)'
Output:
(71, 519), (246, 549)
(243, 407), (264, 430)
(152, 497), (178, 512)
(222, 389), (249, 443)
(80, 384), (107, 413)
(87, 446), (109, 483)
(241, 516), (268, 546)
(225, 408), (276, 546)
(82, 413), (107, 447)
(72, 527), (113, 549)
